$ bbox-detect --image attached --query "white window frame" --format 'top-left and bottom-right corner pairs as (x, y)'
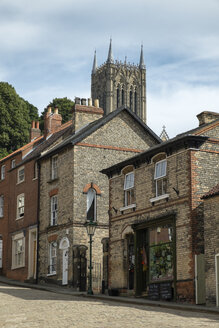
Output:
(11, 159), (16, 169)
(51, 195), (58, 226)
(17, 166), (25, 184)
(12, 232), (25, 269)
(0, 195), (4, 218)
(1, 165), (5, 180)
(17, 194), (25, 219)
(51, 156), (58, 180)
(87, 188), (97, 221)
(33, 162), (38, 180)
(154, 159), (167, 197)
(0, 238), (3, 268)
(124, 172), (135, 207)
(48, 242), (57, 275)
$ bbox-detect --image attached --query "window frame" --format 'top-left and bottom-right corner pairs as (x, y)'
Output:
(1, 165), (5, 180)
(33, 162), (38, 179)
(87, 188), (97, 222)
(17, 194), (25, 219)
(51, 156), (58, 180)
(12, 233), (25, 269)
(0, 195), (4, 218)
(0, 238), (2, 268)
(50, 195), (58, 226)
(11, 159), (16, 169)
(48, 242), (57, 275)
(17, 166), (25, 184)
(124, 172), (135, 207)
(154, 159), (167, 198)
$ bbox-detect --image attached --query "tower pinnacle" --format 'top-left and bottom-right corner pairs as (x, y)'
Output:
(107, 38), (114, 64)
(139, 44), (145, 69)
(92, 50), (97, 74)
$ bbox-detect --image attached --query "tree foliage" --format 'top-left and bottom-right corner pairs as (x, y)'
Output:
(0, 82), (39, 159)
(40, 97), (74, 131)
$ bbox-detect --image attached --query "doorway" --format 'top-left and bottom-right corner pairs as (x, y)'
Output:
(59, 237), (70, 285)
(28, 229), (37, 280)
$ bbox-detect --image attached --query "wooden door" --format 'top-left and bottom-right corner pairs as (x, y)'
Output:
(195, 254), (206, 304)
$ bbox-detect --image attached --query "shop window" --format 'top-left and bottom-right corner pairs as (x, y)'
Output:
(51, 156), (58, 180)
(17, 166), (25, 184)
(51, 195), (58, 226)
(48, 242), (57, 275)
(1, 165), (5, 180)
(0, 195), (4, 218)
(154, 159), (167, 197)
(149, 224), (173, 282)
(87, 188), (96, 221)
(17, 194), (25, 219)
(124, 172), (134, 206)
(12, 232), (25, 269)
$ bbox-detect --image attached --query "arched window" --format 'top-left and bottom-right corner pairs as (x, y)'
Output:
(117, 88), (120, 108)
(134, 91), (137, 114)
(129, 90), (133, 110)
(87, 188), (96, 221)
(121, 88), (124, 105)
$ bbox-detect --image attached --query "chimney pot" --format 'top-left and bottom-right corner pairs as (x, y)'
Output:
(36, 121), (39, 129)
(88, 98), (92, 106)
(54, 107), (58, 114)
(47, 106), (52, 113)
(94, 99), (99, 108)
(75, 97), (80, 105)
(81, 98), (87, 106)
(31, 121), (35, 128)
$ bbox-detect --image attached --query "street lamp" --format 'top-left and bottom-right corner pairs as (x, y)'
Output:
(85, 219), (97, 295)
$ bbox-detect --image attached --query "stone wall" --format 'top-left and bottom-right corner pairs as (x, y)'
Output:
(204, 195), (219, 305)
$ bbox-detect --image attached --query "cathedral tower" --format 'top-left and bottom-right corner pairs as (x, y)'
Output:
(91, 40), (147, 123)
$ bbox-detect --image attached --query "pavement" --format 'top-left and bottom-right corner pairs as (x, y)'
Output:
(0, 275), (218, 316)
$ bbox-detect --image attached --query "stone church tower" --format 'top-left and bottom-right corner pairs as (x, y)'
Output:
(91, 40), (147, 123)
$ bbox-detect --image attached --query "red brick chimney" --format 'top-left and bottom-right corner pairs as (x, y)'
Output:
(30, 121), (41, 141)
(72, 98), (103, 133)
(44, 106), (62, 137)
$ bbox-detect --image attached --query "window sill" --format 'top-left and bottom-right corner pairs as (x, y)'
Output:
(47, 178), (59, 184)
(47, 273), (57, 277)
(150, 194), (169, 203)
(32, 177), (38, 181)
(16, 216), (24, 220)
(17, 180), (25, 185)
(11, 265), (25, 270)
(120, 204), (136, 212)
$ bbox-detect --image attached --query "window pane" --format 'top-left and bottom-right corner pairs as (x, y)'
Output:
(124, 173), (134, 190)
(155, 160), (166, 179)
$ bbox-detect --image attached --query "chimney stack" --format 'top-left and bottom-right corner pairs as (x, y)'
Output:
(72, 97), (103, 133)
(197, 111), (219, 126)
(44, 106), (62, 138)
(30, 121), (41, 141)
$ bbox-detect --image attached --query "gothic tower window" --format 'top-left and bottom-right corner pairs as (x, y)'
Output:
(121, 88), (124, 105)
(117, 87), (120, 108)
(130, 90), (133, 110)
(134, 91), (137, 114)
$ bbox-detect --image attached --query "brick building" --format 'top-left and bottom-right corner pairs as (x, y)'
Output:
(0, 109), (73, 282)
(101, 111), (219, 303)
(37, 99), (160, 290)
(202, 183), (219, 306)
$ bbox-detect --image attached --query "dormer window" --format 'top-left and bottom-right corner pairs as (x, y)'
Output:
(124, 172), (134, 206)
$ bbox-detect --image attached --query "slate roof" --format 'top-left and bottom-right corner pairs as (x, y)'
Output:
(201, 183), (219, 199)
(101, 134), (208, 177)
(39, 106), (162, 160)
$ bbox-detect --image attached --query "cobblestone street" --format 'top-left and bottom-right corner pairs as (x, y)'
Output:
(0, 283), (219, 328)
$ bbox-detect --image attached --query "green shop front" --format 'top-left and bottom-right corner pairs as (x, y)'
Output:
(132, 215), (176, 301)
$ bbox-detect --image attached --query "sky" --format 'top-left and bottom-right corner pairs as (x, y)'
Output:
(0, 0), (219, 138)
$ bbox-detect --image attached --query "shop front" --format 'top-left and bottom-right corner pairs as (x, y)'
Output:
(133, 215), (176, 301)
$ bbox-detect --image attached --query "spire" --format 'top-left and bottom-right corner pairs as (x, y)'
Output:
(139, 44), (145, 69)
(107, 38), (113, 64)
(92, 50), (97, 74)
(159, 125), (169, 142)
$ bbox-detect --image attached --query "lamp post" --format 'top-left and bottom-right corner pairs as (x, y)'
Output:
(85, 219), (97, 295)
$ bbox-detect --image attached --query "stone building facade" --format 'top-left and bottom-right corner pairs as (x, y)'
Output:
(38, 99), (160, 291)
(101, 111), (219, 303)
(202, 184), (219, 307)
(91, 40), (146, 123)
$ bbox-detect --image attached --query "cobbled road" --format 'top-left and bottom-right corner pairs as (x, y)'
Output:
(0, 283), (219, 328)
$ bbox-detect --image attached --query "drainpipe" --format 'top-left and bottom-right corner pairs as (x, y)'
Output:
(36, 160), (41, 284)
